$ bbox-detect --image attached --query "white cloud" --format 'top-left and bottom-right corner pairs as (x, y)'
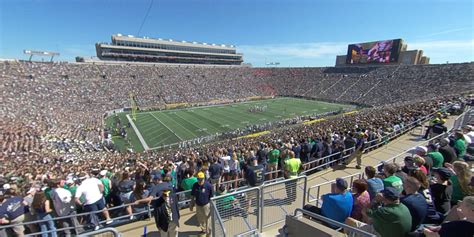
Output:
(418, 27), (472, 38)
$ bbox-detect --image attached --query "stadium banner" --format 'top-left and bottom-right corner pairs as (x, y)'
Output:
(235, 130), (270, 139)
(303, 118), (326, 125)
(346, 39), (401, 64)
(246, 96), (274, 101)
(343, 110), (358, 115)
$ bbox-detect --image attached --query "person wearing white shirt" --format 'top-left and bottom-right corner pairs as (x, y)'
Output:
(51, 180), (82, 236)
(74, 174), (113, 230)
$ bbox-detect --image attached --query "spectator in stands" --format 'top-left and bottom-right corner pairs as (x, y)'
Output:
(0, 188), (26, 237)
(284, 151), (301, 203)
(400, 177), (427, 231)
(423, 196), (474, 237)
(415, 146), (433, 172)
(410, 169), (441, 223)
(427, 144), (444, 169)
(304, 178), (353, 223)
(22, 187), (39, 234)
(209, 158), (223, 191)
(447, 161), (473, 205)
(346, 187), (412, 237)
(383, 163), (403, 193)
(229, 154), (240, 189)
(453, 130), (467, 160)
(245, 157), (265, 187)
(190, 172), (213, 235)
(153, 188), (180, 237)
(51, 179), (82, 236)
(148, 174), (173, 200)
(130, 180), (150, 219)
(74, 173), (113, 230)
(267, 144), (280, 180)
(413, 155), (429, 174)
(180, 169), (198, 197)
(430, 167), (453, 215)
(438, 138), (457, 164)
(350, 179), (370, 222)
(32, 191), (57, 237)
(402, 156), (417, 174)
(99, 170), (112, 206)
(365, 166), (384, 200)
(118, 171), (135, 220)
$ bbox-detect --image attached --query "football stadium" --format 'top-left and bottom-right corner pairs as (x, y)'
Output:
(1, 1), (474, 237)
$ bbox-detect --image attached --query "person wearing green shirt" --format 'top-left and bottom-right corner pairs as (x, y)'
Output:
(453, 130), (466, 159)
(181, 169), (198, 198)
(367, 187), (412, 237)
(449, 161), (473, 205)
(346, 187), (412, 237)
(99, 170), (112, 203)
(267, 144), (280, 180)
(427, 144), (444, 169)
(383, 163), (403, 193)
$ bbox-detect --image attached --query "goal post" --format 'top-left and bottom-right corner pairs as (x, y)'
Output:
(130, 92), (138, 121)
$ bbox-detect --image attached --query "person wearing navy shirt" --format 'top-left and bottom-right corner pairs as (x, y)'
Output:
(400, 177), (427, 231)
(190, 172), (214, 235)
(245, 157), (265, 187)
(0, 188), (26, 237)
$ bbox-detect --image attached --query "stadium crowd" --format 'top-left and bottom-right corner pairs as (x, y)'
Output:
(0, 60), (473, 236)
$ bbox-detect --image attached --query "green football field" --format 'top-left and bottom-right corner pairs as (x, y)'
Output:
(105, 97), (354, 152)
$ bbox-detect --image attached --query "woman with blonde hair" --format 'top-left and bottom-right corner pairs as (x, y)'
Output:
(449, 161), (473, 205)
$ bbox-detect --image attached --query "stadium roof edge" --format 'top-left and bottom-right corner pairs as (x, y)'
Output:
(112, 34), (236, 49)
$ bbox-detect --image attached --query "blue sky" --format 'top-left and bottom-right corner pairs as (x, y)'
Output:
(1, 0), (472, 66)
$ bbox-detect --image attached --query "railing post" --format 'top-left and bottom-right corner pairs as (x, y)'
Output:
(211, 201), (216, 237)
(258, 186), (263, 233)
(316, 186), (321, 207)
(302, 176), (307, 207)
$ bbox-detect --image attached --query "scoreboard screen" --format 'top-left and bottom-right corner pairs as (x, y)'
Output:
(346, 39), (401, 64)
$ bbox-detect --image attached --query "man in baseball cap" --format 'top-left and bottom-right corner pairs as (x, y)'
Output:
(370, 187), (412, 236)
(190, 172), (213, 235)
(153, 187), (180, 237)
(430, 167), (453, 214)
(303, 178), (353, 224)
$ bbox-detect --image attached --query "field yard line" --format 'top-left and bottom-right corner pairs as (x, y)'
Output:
(126, 114), (150, 151)
(174, 112), (212, 136)
(149, 113), (184, 141)
(137, 97), (283, 115)
(161, 112), (199, 138)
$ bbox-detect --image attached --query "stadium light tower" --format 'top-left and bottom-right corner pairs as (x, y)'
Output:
(23, 50), (60, 62)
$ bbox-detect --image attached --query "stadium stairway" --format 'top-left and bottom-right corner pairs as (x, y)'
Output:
(107, 116), (457, 237)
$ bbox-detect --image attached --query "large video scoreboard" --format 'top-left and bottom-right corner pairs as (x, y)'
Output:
(346, 39), (402, 64)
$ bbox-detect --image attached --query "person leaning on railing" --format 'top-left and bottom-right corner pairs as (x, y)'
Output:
(0, 188), (26, 237)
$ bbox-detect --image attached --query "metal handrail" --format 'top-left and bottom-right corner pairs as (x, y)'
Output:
(210, 198), (227, 237)
(77, 227), (121, 237)
(307, 172), (363, 204)
(293, 208), (376, 237)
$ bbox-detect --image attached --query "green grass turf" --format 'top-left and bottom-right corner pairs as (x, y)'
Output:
(106, 97), (354, 152)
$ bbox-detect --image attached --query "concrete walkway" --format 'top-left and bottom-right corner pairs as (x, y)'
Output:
(108, 117), (456, 237)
